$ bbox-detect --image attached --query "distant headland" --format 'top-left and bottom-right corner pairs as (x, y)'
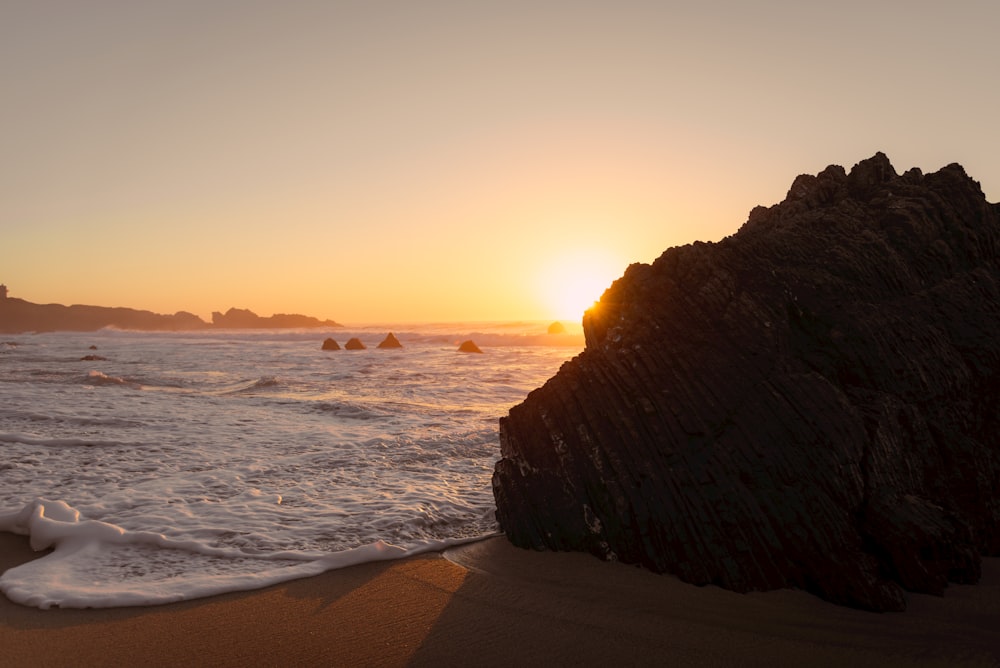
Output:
(0, 286), (341, 333)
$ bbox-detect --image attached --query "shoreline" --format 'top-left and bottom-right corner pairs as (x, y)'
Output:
(2, 532), (998, 666)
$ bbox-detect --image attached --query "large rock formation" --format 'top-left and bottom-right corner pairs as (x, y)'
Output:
(492, 154), (1000, 611)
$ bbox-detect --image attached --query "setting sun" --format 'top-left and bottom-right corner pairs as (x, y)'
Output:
(539, 249), (625, 321)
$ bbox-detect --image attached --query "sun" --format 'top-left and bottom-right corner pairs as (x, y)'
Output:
(539, 249), (623, 321)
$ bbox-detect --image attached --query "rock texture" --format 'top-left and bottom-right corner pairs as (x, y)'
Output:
(321, 338), (340, 351)
(492, 154), (1000, 611)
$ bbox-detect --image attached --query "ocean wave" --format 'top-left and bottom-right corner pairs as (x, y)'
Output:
(338, 329), (585, 349)
(311, 400), (388, 421)
(83, 370), (141, 389)
(0, 410), (146, 429)
(0, 498), (485, 609)
(219, 376), (284, 395)
(0, 328), (576, 610)
(25, 369), (80, 382)
(0, 432), (145, 448)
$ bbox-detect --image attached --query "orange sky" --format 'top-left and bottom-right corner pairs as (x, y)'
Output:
(2, 2), (998, 324)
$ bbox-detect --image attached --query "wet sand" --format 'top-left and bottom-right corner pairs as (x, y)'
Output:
(2, 531), (998, 667)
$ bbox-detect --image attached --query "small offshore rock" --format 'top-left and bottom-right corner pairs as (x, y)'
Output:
(344, 337), (366, 350)
(377, 333), (403, 349)
(321, 338), (340, 351)
(458, 340), (483, 353)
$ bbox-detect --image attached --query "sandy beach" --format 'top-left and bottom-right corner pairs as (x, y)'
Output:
(1, 531), (998, 667)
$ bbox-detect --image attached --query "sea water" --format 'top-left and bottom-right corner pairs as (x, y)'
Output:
(0, 324), (582, 608)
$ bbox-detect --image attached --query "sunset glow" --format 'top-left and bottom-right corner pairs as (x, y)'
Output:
(540, 250), (625, 322)
(1, 3), (997, 324)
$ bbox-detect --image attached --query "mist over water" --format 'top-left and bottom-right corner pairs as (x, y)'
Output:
(0, 325), (581, 608)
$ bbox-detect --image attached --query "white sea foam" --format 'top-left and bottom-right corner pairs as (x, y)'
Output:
(0, 497), (479, 608)
(0, 325), (578, 608)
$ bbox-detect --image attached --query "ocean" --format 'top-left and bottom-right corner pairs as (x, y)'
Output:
(0, 324), (582, 608)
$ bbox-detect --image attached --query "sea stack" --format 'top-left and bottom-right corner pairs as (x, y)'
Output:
(321, 338), (340, 350)
(344, 337), (366, 350)
(492, 154), (1000, 612)
(377, 333), (403, 349)
(547, 321), (567, 334)
(458, 340), (483, 353)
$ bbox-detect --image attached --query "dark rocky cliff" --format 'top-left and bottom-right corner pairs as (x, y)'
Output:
(492, 153), (1000, 611)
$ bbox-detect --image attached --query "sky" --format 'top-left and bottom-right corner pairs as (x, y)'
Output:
(2, 1), (998, 324)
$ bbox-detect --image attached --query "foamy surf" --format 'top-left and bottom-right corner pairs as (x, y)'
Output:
(0, 327), (575, 609)
(0, 498), (488, 608)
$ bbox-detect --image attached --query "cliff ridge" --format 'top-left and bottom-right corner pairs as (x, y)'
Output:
(0, 298), (340, 333)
